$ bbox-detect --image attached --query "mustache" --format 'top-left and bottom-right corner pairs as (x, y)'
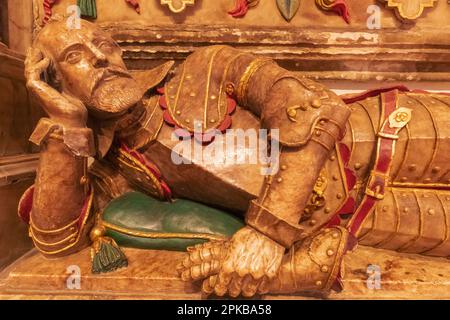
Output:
(90, 67), (133, 94)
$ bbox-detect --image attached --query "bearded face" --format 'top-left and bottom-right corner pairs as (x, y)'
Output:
(87, 68), (143, 115)
(37, 20), (143, 119)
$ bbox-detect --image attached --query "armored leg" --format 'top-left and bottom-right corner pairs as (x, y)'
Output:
(359, 187), (450, 257)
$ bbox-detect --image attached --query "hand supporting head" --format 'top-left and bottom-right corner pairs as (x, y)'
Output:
(30, 17), (142, 119)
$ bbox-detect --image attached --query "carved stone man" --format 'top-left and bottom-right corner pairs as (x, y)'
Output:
(20, 17), (450, 298)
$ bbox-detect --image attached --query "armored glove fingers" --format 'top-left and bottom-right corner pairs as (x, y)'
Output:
(177, 241), (230, 282)
(178, 226), (285, 298)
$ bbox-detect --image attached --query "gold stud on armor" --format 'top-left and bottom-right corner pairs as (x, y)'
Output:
(432, 167), (441, 173)
(311, 99), (322, 108)
(287, 108), (297, 118)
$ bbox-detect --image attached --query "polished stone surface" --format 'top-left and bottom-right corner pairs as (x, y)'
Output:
(1, 245), (449, 300)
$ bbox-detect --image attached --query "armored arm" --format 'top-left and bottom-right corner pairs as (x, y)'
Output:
(217, 46), (351, 248)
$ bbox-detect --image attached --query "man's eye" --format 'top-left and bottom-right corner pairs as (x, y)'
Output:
(65, 51), (82, 64)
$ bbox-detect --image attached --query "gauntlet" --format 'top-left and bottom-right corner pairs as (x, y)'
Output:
(179, 226), (355, 297)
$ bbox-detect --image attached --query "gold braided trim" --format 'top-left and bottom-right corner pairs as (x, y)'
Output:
(116, 147), (165, 199)
(33, 191), (94, 255)
(102, 221), (228, 242)
(30, 216), (79, 234)
(29, 227), (78, 247)
(237, 58), (273, 107)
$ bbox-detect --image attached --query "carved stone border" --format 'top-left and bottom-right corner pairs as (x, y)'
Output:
(0, 45), (25, 81)
(0, 154), (38, 187)
(101, 23), (450, 82)
(30, 0), (450, 83)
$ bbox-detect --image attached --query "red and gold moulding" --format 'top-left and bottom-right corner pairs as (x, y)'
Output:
(379, 0), (437, 22)
(161, 0), (195, 13)
(315, 0), (350, 24)
(228, 0), (260, 18)
(43, 0), (141, 25)
(42, 0), (58, 23)
(125, 0), (140, 13)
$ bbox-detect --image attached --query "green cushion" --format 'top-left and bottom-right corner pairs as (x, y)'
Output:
(102, 191), (244, 251)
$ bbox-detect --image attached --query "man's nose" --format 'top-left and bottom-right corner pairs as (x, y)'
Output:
(87, 43), (108, 68)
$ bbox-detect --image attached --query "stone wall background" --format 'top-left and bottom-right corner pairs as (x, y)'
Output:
(0, 0), (41, 270)
(35, 0), (450, 84)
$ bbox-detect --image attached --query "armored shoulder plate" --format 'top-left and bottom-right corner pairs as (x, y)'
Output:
(160, 46), (241, 142)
